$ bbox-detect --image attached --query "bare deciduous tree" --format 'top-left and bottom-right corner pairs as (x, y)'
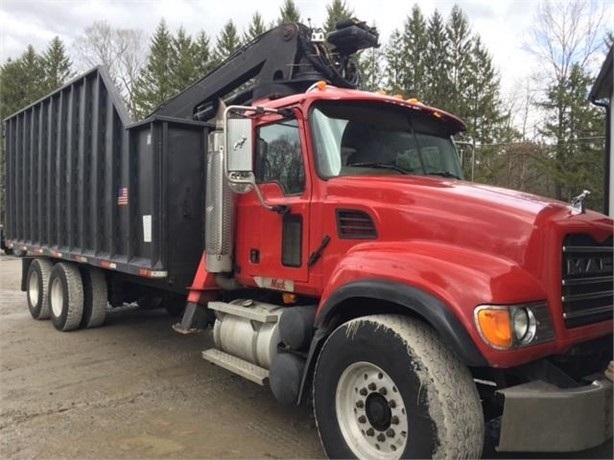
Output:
(527, 0), (607, 84)
(525, 0), (608, 203)
(72, 21), (146, 118)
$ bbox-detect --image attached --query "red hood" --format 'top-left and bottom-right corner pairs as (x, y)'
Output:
(325, 175), (611, 269)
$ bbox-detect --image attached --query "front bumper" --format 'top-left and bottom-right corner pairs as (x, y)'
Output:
(497, 373), (613, 452)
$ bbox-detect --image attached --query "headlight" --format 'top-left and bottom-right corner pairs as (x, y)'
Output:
(511, 307), (537, 345)
(474, 302), (553, 350)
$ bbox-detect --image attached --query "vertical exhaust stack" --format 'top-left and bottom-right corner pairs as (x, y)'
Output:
(205, 102), (234, 273)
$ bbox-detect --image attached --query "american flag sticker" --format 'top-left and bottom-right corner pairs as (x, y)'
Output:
(117, 187), (128, 206)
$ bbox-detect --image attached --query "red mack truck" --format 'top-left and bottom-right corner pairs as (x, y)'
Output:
(3, 19), (613, 459)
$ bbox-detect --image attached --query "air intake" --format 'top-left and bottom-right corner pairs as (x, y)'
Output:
(336, 210), (377, 239)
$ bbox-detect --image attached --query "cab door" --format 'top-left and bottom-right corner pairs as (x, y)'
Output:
(235, 116), (311, 286)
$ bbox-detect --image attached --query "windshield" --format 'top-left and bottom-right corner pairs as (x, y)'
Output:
(310, 101), (463, 179)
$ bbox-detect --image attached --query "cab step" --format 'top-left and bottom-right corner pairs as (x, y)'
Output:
(202, 348), (269, 385)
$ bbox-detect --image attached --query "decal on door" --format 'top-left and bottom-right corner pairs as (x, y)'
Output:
(254, 276), (295, 292)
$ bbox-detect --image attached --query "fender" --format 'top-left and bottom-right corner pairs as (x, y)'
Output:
(296, 278), (487, 405)
(316, 279), (487, 366)
(296, 241), (548, 404)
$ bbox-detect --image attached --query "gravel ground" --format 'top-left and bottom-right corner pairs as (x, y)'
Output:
(0, 253), (611, 459)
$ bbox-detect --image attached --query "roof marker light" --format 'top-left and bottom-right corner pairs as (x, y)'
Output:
(316, 80), (327, 91)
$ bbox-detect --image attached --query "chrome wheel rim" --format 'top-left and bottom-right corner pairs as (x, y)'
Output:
(50, 277), (63, 318)
(335, 361), (408, 459)
(28, 271), (40, 307)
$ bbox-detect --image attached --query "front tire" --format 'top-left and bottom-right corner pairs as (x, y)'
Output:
(49, 263), (84, 332)
(313, 315), (484, 459)
(26, 258), (53, 320)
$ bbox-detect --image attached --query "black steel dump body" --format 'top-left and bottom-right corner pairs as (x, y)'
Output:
(3, 67), (208, 293)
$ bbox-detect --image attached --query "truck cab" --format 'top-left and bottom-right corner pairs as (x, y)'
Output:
(214, 83), (613, 456)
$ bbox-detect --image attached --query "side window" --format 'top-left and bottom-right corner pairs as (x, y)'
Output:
(255, 119), (305, 195)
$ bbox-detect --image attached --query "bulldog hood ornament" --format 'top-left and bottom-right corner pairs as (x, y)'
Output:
(570, 190), (590, 215)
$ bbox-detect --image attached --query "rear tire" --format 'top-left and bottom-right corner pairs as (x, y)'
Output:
(80, 267), (107, 328)
(26, 258), (53, 320)
(313, 315), (484, 459)
(49, 263), (84, 332)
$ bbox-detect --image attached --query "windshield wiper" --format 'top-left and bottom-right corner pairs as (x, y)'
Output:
(426, 171), (461, 180)
(349, 162), (409, 174)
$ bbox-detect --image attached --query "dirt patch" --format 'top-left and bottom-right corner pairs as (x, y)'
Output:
(0, 256), (322, 459)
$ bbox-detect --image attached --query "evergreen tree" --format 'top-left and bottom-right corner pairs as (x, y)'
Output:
(278, 0), (301, 24)
(133, 19), (174, 116)
(402, 5), (428, 98)
(42, 37), (72, 93)
(213, 20), (242, 63)
(358, 43), (384, 91)
(0, 46), (46, 223)
(464, 37), (506, 182)
(383, 28), (405, 94)
(0, 45), (48, 119)
(528, 0), (608, 206)
(171, 27), (199, 92)
(423, 10), (449, 108)
(194, 31), (214, 76)
(445, 6), (472, 116)
(324, 0), (354, 33)
(243, 12), (266, 43)
(383, 5), (507, 183)
(0, 59), (29, 122)
(539, 64), (605, 206)
(384, 6), (428, 97)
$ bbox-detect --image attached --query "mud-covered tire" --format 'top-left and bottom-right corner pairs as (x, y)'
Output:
(80, 267), (107, 328)
(26, 258), (54, 320)
(313, 314), (484, 459)
(49, 263), (84, 332)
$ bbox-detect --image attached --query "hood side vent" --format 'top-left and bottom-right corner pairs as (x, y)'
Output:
(336, 209), (377, 240)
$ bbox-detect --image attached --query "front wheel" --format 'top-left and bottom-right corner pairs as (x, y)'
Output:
(313, 315), (484, 459)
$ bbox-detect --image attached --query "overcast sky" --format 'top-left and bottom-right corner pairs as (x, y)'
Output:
(1, 0), (612, 100)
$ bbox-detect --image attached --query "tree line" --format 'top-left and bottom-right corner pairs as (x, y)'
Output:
(0, 0), (611, 216)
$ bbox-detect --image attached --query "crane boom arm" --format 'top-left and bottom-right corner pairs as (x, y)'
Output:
(152, 21), (379, 121)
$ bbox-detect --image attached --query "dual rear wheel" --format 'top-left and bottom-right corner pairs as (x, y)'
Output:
(26, 258), (107, 331)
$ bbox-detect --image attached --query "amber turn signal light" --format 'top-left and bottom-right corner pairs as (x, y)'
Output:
(475, 308), (513, 349)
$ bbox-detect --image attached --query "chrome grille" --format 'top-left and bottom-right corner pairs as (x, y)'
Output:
(561, 234), (613, 327)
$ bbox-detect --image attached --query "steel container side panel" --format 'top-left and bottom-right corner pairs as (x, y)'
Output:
(2, 68), (157, 270)
(163, 122), (208, 291)
(3, 67), (209, 287)
(130, 124), (158, 269)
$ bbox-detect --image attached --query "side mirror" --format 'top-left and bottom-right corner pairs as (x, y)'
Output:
(225, 116), (254, 194)
(223, 105), (283, 211)
(227, 117), (253, 173)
